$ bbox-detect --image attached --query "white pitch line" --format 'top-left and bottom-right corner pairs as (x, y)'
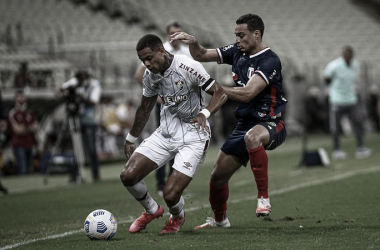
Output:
(0, 230), (82, 250)
(1, 165), (379, 250)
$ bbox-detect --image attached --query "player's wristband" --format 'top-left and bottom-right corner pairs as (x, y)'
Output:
(200, 109), (210, 119)
(126, 133), (138, 143)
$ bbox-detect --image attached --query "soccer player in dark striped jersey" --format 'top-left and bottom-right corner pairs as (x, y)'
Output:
(171, 13), (287, 229)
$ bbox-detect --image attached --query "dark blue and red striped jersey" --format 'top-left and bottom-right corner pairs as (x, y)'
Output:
(217, 43), (287, 121)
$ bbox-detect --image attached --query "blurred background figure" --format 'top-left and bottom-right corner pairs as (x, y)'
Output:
(97, 96), (120, 158)
(8, 90), (39, 175)
(13, 61), (33, 90)
(0, 89), (9, 194)
(115, 99), (135, 139)
(59, 69), (102, 182)
(324, 45), (372, 160)
(97, 98), (136, 158)
(134, 20), (191, 196)
(366, 83), (380, 132)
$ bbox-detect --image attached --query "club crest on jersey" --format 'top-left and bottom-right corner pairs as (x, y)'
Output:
(175, 80), (184, 90)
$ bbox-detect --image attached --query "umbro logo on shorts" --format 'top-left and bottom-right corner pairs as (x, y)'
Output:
(183, 162), (193, 170)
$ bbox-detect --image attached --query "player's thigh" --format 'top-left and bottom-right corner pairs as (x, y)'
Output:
(211, 150), (241, 185)
(259, 119), (287, 150)
(171, 141), (208, 178)
(123, 134), (172, 183)
(134, 134), (174, 169)
(245, 124), (270, 148)
(121, 152), (157, 185)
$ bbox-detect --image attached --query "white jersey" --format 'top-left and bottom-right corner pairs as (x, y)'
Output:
(143, 54), (215, 143)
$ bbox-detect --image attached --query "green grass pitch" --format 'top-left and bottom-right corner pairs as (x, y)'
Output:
(1, 132), (379, 250)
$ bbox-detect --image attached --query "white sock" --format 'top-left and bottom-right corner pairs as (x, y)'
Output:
(126, 180), (158, 214)
(169, 196), (185, 219)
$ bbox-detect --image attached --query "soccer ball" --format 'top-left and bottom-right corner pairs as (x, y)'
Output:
(84, 209), (117, 240)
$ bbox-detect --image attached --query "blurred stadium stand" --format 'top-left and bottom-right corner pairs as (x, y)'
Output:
(0, 0), (379, 132)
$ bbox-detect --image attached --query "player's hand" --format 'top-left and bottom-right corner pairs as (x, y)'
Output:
(124, 140), (136, 159)
(190, 113), (210, 134)
(170, 32), (196, 45)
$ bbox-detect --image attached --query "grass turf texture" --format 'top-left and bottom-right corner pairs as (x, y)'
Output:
(0, 132), (379, 250)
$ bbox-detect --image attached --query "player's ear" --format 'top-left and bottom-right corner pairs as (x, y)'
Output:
(158, 46), (165, 54)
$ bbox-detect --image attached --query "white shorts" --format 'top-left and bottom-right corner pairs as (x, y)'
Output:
(134, 131), (209, 178)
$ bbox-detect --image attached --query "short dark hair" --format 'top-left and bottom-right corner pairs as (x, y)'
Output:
(165, 20), (182, 33)
(75, 68), (90, 79)
(136, 34), (163, 52)
(236, 14), (265, 38)
(342, 45), (354, 53)
(14, 89), (24, 98)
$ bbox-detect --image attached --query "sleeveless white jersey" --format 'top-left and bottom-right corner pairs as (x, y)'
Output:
(143, 54), (215, 143)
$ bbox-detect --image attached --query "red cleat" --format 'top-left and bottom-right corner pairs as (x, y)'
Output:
(129, 205), (164, 233)
(160, 214), (186, 234)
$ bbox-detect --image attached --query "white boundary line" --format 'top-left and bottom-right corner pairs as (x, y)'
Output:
(1, 165), (379, 250)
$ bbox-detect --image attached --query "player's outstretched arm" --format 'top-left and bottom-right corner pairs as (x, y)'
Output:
(223, 75), (267, 103)
(124, 95), (157, 158)
(190, 81), (227, 133)
(170, 32), (219, 62)
(204, 81), (228, 115)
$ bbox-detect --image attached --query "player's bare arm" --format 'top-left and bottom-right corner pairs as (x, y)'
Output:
(124, 95), (157, 158)
(190, 81), (228, 133)
(223, 75), (267, 103)
(170, 32), (219, 62)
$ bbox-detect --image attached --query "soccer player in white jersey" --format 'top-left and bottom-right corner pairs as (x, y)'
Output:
(134, 20), (192, 197)
(120, 34), (227, 234)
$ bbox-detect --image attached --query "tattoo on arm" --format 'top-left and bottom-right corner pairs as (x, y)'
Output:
(195, 48), (207, 60)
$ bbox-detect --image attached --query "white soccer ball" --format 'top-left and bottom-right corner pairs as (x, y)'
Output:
(84, 209), (117, 240)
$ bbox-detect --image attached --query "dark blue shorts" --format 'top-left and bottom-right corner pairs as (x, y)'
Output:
(220, 119), (287, 167)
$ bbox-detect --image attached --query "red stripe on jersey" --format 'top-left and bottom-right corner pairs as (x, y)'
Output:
(269, 85), (277, 117)
(275, 120), (284, 133)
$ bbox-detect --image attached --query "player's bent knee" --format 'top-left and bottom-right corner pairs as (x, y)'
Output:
(210, 171), (228, 186)
(120, 167), (138, 186)
(244, 131), (262, 148)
